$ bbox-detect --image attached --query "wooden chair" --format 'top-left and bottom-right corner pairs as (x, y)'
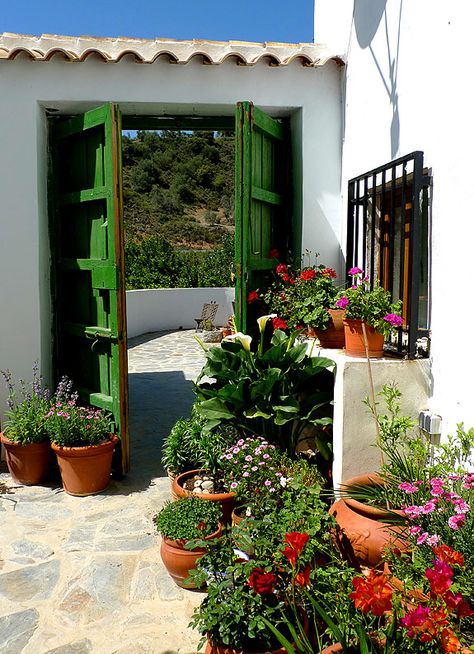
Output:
(194, 301), (219, 331)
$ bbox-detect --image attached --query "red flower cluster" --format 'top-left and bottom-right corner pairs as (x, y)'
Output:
(281, 531), (309, 567)
(272, 317), (288, 330)
(349, 570), (393, 616)
(426, 558), (453, 595)
(433, 545), (464, 568)
(300, 268), (316, 281)
(247, 291), (259, 304)
(248, 567), (277, 595)
(276, 264), (288, 276)
(321, 267), (337, 278)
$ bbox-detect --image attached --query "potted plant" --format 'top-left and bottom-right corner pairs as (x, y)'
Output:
(261, 260), (344, 347)
(335, 268), (402, 357)
(0, 364), (52, 485)
(46, 377), (118, 496)
(154, 496), (221, 588)
(194, 321), (335, 469)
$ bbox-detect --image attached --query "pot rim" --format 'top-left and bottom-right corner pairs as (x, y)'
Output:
(173, 469), (237, 501)
(51, 433), (119, 453)
(340, 473), (405, 519)
(0, 432), (50, 447)
(163, 523), (223, 550)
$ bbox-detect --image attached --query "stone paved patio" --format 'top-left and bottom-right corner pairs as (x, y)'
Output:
(0, 330), (208, 654)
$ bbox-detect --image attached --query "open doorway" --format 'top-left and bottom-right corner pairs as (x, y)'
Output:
(49, 103), (293, 478)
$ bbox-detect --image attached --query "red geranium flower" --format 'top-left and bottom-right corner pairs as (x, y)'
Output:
(276, 263), (288, 276)
(321, 267), (337, 278)
(272, 317), (288, 330)
(248, 567), (277, 595)
(269, 248), (279, 258)
(432, 545), (465, 568)
(426, 559), (453, 596)
(295, 564), (311, 587)
(300, 268), (316, 281)
(443, 591), (474, 618)
(247, 291), (259, 303)
(349, 570), (393, 616)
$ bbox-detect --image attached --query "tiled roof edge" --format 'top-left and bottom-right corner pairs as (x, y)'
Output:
(0, 33), (345, 66)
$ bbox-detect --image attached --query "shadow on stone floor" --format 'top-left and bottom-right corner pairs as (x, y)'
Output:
(123, 370), (196, 488)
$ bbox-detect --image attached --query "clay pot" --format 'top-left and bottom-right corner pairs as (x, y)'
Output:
(204, 640), (288, 654)
(0, 433), (52, 485)
(160, 524), (222, 588)
(343, 319), (384, 358)
(172, 469), (236, 524)
(315, 309), (346, 348)
(51, 434), (119, 496)
(329, 474), (406, 569)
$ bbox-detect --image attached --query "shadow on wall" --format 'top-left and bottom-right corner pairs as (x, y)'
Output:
(353, 0), (403, 158)
(127, 370), (196, 481)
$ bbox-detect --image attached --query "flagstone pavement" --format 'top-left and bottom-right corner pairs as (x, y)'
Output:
(0, 330), (210, 654)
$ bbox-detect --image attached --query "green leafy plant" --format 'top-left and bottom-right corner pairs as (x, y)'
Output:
(45, 377), (112, 447)
(335, 268), (402, 338)
(1, 363), (51, 444)
(161, 411), (239, 477)
(154, 496), (221, 541)
(194, 322), (336, 459)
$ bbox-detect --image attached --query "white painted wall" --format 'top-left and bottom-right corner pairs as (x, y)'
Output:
(337, 0), (474, 436)
(126, 287), (234, 338)
(0, 55), (342, 422)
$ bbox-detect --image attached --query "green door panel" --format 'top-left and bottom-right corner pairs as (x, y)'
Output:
(50, 103), (129, 473)
(234, 101), (291, 333)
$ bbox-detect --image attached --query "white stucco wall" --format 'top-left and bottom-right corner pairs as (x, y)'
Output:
(126, 287), (234, 338)
(334, 0), (474, 436)
(0, 55), (342, 423)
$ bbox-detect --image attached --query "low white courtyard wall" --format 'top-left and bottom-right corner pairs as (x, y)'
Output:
(126, 287), (235, 338)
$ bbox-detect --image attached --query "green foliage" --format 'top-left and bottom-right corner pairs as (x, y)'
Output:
(161, 410), (239, 476)
(122, 130), (234, 248)
(154, 496), (220, 541)
(1, 364), (51, 444)
(124, 234), (234, 289)
(193, 326), (336, 458)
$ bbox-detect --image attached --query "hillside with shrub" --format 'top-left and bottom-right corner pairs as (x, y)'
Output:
(122, 130), (235, 289)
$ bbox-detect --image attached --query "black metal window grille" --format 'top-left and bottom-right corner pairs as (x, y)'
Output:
(346, 151), (431, 359)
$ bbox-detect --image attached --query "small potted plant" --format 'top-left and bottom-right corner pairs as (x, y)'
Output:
(154, 496), (221, 588)
(335, 268), (403, 357)
(46, 377), (118, 496)
(0, 364), (52, 485)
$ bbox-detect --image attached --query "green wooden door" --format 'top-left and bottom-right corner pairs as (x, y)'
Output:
(51, 103), (129, 473)
(235, 101), (290, 333)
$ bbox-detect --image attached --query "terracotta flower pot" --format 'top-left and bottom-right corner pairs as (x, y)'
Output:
(205, 640), (288, 654)
(51, 434), (119, 496)
(315, 309), (346, 348)
(329, 474), (406, 569)
(172, 469), (236, 524)
(160, 524), (222, 588)
(343, 319), (384, 358)
(0, 433), (52, 485)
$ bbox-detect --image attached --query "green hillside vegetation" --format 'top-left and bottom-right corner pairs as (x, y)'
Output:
(122, 130), (234, 247)
(122, 130), (235, 289)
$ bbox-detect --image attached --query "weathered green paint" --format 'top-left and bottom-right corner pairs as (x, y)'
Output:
(51, 103), (129, 473)
(234, 101), (291, 333)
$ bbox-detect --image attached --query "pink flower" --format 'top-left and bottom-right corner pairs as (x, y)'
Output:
(264, 480), (272, 487)
(416, 532), (429, 545)
(425, 559), (453, 595)
(422, 500), (437, 514)
(448, 514), (465, 530)
(399, 482), (421, 494)
(348, 267), (363, 275)
(245, 455), (252, 462)
(426, 534), (440, 546)
(430, 478), (445, 496)
(336, 296), (349, 309)
(463, 473), (474, 490)
(243, 472), (249, 478)
(408, 525), (422, 536)
(452, 498), (469, 514)
(404, 505), (424, 519)
(383, 313), (403, 327)
(401, 605), (430, 637)
(251, 466), (258, 471)
(230, 482), (238, 489)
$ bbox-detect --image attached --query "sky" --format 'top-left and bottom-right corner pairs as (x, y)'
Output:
(1, 0), (314, 44)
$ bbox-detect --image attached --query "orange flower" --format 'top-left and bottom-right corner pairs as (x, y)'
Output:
(295, 565), (311, 587)
(439, 627), (461, 653)
(432, 545), (465, 568)
(349, 570), (393, 616)
(281, 532), (309, 567)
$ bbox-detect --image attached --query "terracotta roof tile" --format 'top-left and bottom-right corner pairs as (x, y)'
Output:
(0, 32), (344, 66)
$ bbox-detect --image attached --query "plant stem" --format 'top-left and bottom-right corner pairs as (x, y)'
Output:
(361, 322), (385, 471)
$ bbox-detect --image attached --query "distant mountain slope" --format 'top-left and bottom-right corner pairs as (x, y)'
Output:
(122, 130), (234, 249)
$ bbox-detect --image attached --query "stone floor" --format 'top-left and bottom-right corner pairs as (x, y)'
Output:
(0, 330), (209, 654)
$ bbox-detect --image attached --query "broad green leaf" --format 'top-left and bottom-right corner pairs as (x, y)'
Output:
(243, 407), (272, 419)
(197, 397), (234, 420)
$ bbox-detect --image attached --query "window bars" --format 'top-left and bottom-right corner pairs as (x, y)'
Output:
(346, 151), (431, 359)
